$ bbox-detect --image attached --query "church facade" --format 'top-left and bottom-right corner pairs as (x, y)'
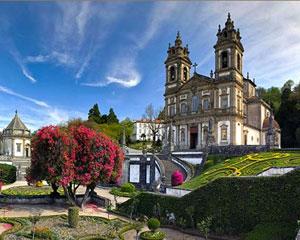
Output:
(0, 111), (31, 179)
(164, 14), (281, 150)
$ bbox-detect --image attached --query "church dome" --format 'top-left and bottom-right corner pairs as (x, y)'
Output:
(262, 116), (280, 129)
(2, 111), (30, 137)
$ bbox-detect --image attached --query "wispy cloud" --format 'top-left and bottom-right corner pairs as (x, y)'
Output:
(10, 50), (37, 83)
(26, 51), (75, 66)
(0, 85), (49, 108)
(85, 2), (177, 88)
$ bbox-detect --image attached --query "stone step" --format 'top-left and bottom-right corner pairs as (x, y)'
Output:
(159, 159), (186, 186)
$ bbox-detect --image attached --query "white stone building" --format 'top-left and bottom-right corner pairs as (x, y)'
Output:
(131, 119), (165, 142)
(0, 111), (31, 179)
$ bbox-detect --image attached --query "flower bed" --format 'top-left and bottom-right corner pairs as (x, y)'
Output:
(0, 215), (133, 240)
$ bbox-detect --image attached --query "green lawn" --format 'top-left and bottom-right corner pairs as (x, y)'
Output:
(181, 151), (300, 190)
(1, 186), (64, 196)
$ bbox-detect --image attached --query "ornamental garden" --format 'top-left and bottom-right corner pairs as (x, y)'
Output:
(0, 123), (300, 239)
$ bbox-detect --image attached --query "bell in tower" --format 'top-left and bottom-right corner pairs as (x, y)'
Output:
(164, 32), (192, 90)
(214, 13), (244, 83)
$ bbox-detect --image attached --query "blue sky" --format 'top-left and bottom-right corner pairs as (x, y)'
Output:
(0, 1), (299, 130)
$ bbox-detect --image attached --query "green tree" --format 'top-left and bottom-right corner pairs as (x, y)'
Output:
(88, 104), (102, 124)
(257, 87), (281, 115)
(101, 114), (108, 124)
(107, 108), (119, 124)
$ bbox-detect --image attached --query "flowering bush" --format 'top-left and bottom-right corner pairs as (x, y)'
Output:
(26, 125), (124, 207)
(171, 170), (184, 186)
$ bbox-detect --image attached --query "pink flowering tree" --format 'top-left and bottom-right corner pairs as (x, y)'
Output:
(171, 170), (184, 186)
(26, 125), (124, 207)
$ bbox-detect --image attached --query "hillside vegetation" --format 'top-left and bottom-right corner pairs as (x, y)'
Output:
(181, 151), (300, 190)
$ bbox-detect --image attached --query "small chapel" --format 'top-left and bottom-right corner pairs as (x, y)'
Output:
(0, 111), (31, 179)
(163, 13), (281, 150)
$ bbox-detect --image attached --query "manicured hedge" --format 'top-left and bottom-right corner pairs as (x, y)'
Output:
(0, 164), (16, 184)
(118, 169), (300, 235)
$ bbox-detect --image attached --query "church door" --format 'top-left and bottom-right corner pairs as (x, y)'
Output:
(190, 126), (198, 149)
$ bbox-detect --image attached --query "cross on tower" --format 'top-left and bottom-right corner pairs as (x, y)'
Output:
(193, 62), (198, 73)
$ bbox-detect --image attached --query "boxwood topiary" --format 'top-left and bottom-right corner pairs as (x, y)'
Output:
(68, 207), (80, 228)
(147, 218), (160, 232)
(120, 183), (136, 193)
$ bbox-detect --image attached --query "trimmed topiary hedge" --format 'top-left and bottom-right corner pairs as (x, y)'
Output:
(68, 207), (79, 228)
(0, 164), (16, 184)
(118, 169), (300, 236)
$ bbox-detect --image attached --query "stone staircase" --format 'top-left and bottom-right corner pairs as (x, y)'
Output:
(157, 156), (187, 186)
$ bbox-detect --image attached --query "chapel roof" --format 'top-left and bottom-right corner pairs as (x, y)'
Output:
(5, 111), (29, 131)
(262, 116), (280, 129)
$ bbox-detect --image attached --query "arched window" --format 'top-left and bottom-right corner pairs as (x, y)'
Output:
(169, 66), (176, 81)
(192, 95), (199, 112)
(180, 128), (185, 143)
(221, 51), (228, 68)
(180, 102), (187, 114)
(183, 67), (188, 81)
(237, 54), (241, 71)
(223, 31), (227, 38)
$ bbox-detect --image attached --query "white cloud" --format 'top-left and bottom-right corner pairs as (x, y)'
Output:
(0, 85), (49, 108)
(10, 50), (37, 83)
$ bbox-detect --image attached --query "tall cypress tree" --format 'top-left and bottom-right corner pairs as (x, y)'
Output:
(88, 104), (102, 124)
(107, 108), (119, 124)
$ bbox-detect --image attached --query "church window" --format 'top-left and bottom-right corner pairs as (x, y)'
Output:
(221, 125), (228, 141)
(16, 143), (21, 152)
(180, 128), (185, 142)
(170, 66), (176, 81)
(237, 54), (241, 71)
(183, 67), (188, 81)
(221, 51), (228, 68)
(192, 95), (199, 112)
(180, 102), (187, 114)
(169, 105), (176, 116)
(203, 98), (210, 110)
(221, 96), (228, 109)
(223, 31), (227, 38)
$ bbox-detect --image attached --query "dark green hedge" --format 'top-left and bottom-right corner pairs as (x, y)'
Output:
(118, 169), (300, 235)
(0, 164), (16, 184)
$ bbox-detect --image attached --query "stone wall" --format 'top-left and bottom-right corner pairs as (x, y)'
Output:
(206, 145), (269, 157)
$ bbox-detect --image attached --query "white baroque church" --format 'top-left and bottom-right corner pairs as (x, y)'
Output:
(0, 111), (31, 179)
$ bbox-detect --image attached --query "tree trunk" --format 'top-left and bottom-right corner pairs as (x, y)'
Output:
(63, 186), (77, 206)
(80, 186), (90, 208)
(50, 182), (60, 198)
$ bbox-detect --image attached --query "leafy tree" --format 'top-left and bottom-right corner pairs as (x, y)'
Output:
(107, 108), (119, 124)
(257, 87), (281, 115)
(88, 104), (102, 124)
(101, 114), (108, 124)
(26, 125), (124, 207)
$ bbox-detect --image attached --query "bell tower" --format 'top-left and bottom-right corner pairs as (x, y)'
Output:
(214, 13), (244, 83)
(165, 32), (192, 89)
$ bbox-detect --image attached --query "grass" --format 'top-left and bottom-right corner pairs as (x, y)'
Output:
(1, 186), (64, 196)
(110, 187), (139, 198)
(181, 151), (300, 190)
(128, 141), (152, 150)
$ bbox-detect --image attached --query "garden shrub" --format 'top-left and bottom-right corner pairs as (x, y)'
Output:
(120, 183), (136, 193)
(68, 207), (80, 228)
(147, 218), (160, 232)
(118, 169), (300, 236)
(0, 164), (16, 184)
(140, 230), (166, 240)
(32, 226), (52, 239)
(171, 170), (184, 186)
